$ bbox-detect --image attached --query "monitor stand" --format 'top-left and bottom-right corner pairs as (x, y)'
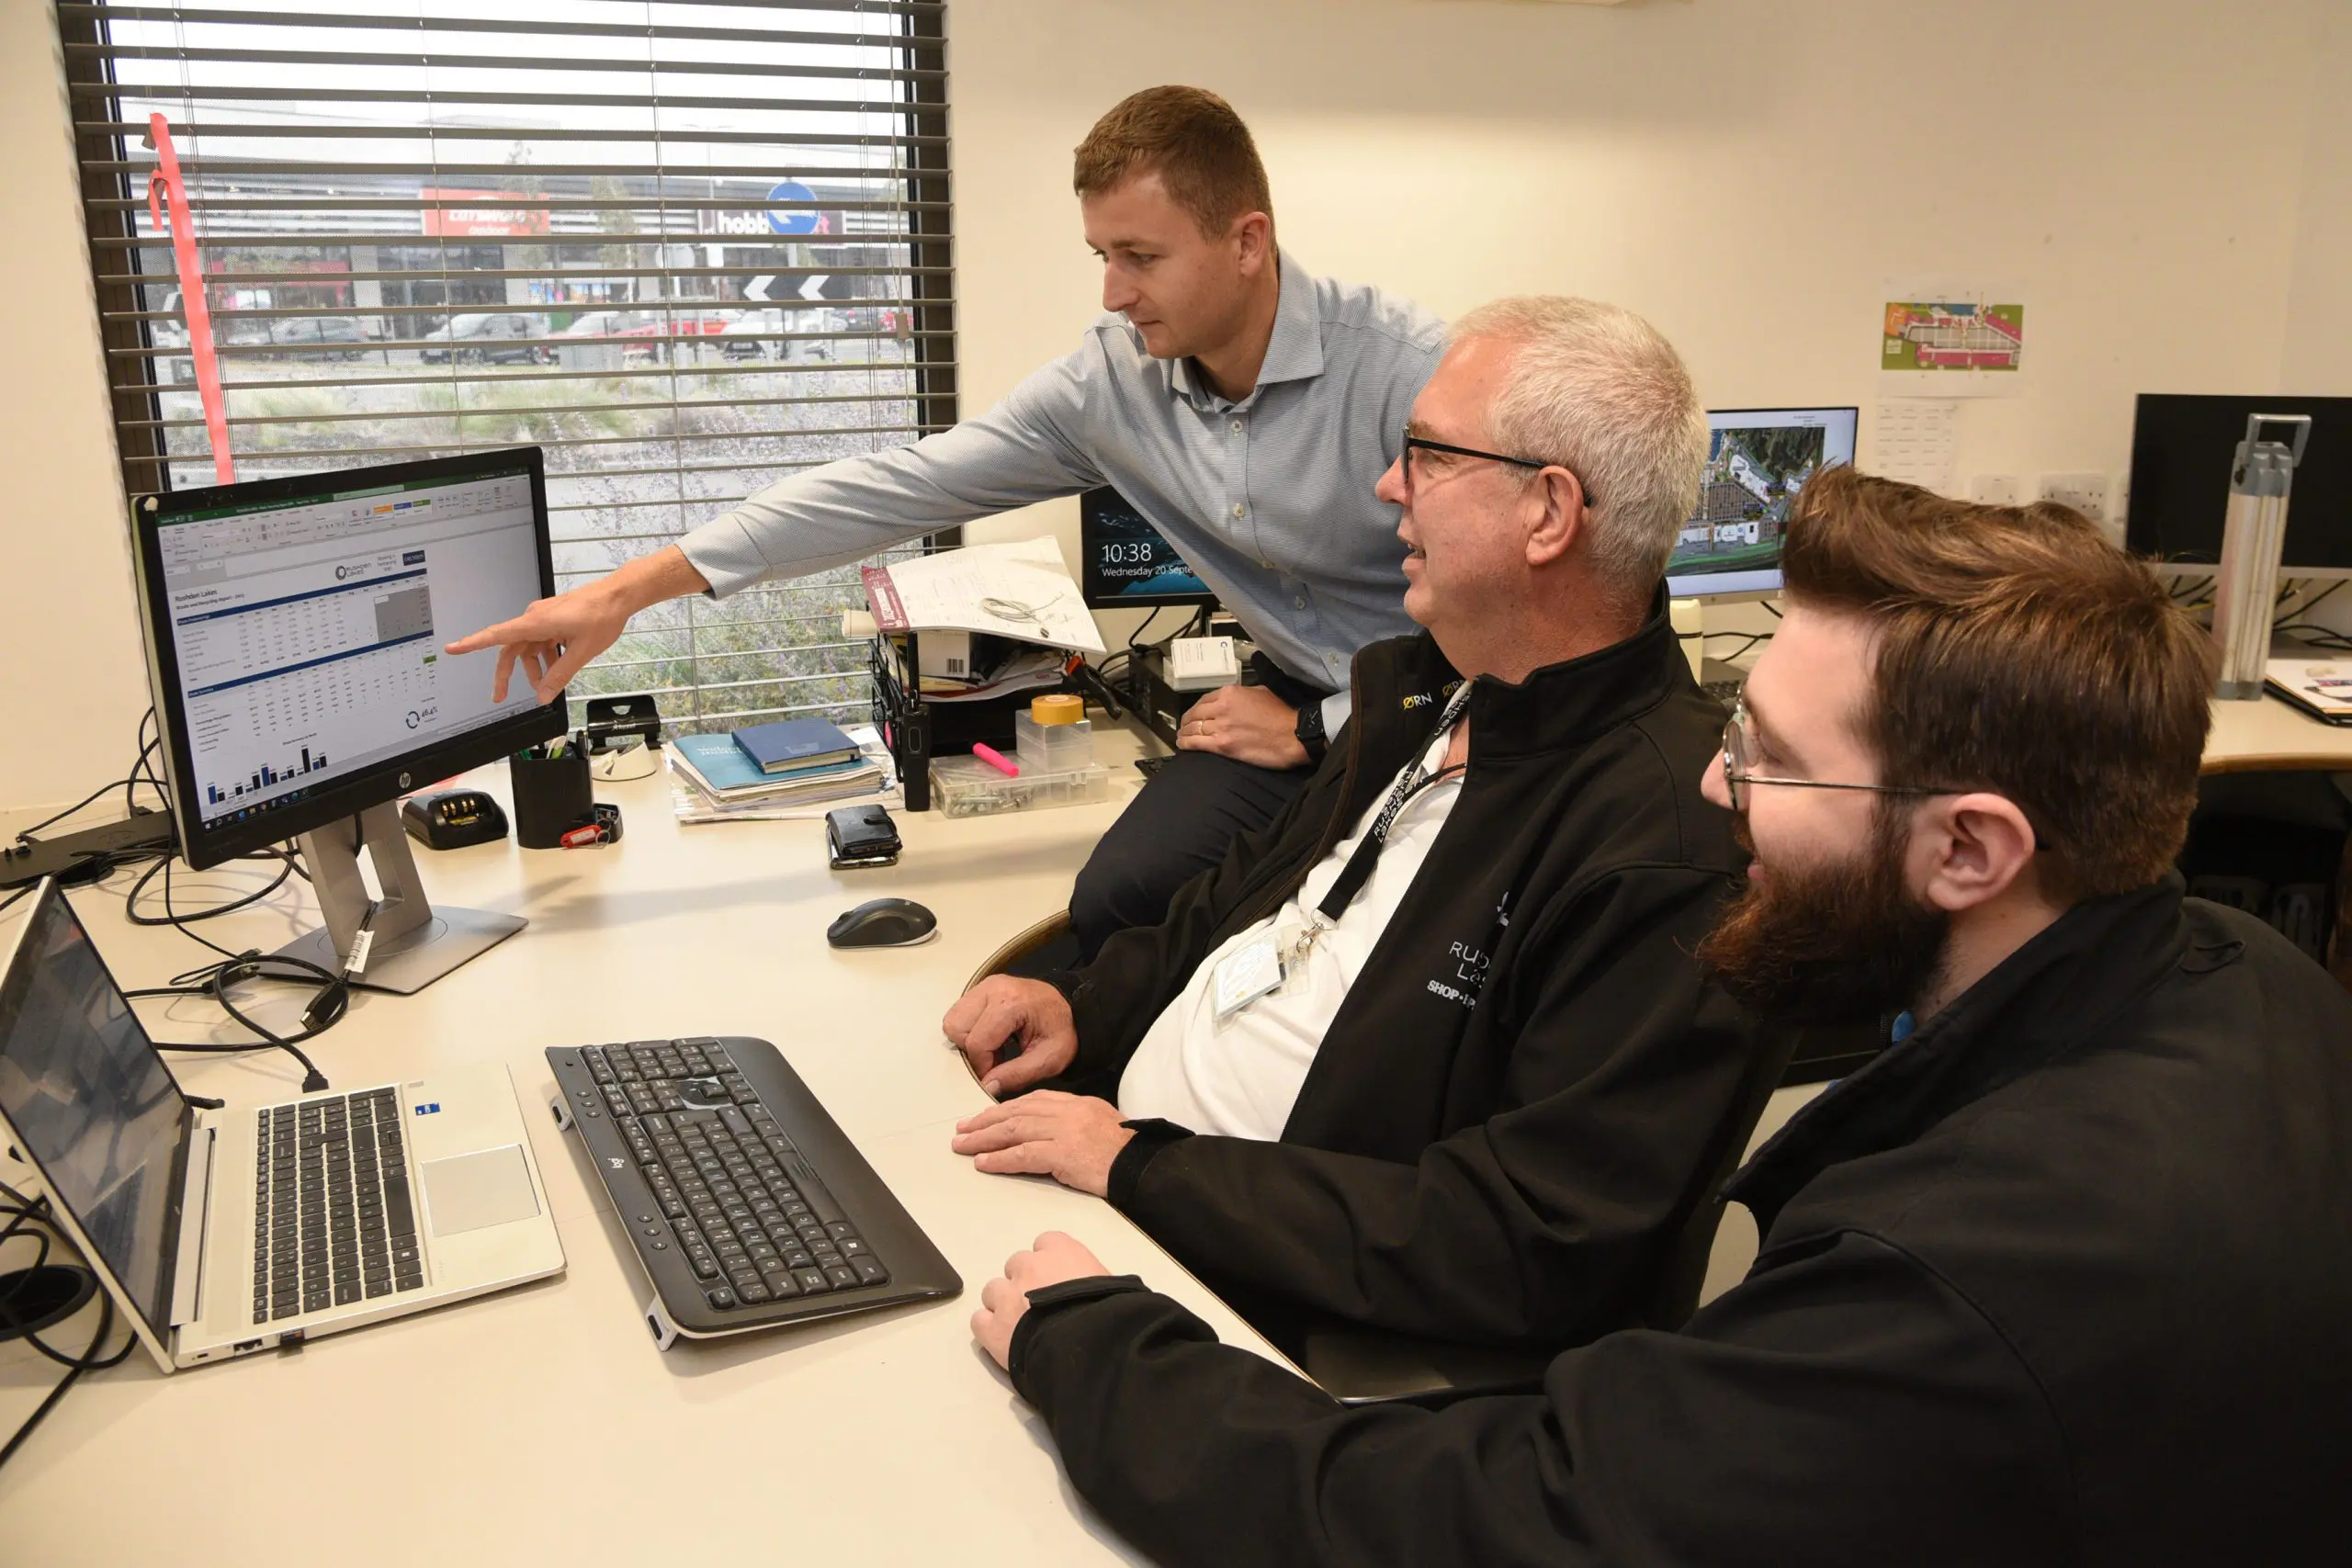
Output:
(270, 802), (525, 995)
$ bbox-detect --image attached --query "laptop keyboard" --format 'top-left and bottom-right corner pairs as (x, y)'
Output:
(578, 1039), (888, 1310)
(252, 1087), (422, 1325)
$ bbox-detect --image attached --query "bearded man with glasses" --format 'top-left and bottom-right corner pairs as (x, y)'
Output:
(967, 466), (2352, 1568)
(944, 297), (1778, 1368)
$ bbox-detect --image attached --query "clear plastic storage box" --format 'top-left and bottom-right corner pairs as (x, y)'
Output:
(1013, 711), (1094, 773)
(928, 753), (1111, 818)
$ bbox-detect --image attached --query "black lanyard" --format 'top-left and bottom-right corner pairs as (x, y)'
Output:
(1314, 681), (1473, 925)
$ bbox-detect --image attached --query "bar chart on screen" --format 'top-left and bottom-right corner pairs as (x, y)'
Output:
(175, 554), (448, 818)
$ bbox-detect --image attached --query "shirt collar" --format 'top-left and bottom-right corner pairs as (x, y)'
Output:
(1167, 250), (1325, 410)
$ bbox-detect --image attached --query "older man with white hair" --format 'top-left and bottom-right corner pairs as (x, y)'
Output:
(943, 298), (1772, 1358)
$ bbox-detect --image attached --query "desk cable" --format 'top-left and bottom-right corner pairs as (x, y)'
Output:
(10, 710), (344, 1090)
(0, 1176), (138, 1473)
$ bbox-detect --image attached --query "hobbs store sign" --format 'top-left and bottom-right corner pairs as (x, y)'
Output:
(695, 180), (834, 238)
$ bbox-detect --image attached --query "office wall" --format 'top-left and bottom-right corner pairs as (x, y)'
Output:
(2280, 0), (2351, 396)
(2, 0), (2344, 810)
(0, 3), (155, 818)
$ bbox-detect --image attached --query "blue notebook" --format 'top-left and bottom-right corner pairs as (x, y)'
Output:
(732, 717), (860, 773)
(673, 733), (869, 798)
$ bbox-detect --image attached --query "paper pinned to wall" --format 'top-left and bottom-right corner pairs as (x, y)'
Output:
(1873, 400), (1960, 495)
(1878, 284), (2028, 399)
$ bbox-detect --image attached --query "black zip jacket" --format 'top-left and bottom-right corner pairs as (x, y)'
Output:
(1008, 877), (2352, 1567)
(1051, 607), (1759, 1349)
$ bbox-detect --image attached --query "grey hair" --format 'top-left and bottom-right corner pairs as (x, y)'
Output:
(1449, 297), (1709, 604)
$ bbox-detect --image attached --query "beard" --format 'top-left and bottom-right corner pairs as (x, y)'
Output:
(1698, 807), (1951, 1033)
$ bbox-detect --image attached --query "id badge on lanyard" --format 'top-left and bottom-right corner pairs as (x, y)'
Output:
(1208, 681), (1472, 1023)
(1209, 920), (1325, 1022)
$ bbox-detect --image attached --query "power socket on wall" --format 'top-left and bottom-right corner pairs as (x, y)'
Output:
(1970, 474), (2024, 506)
(2038, 472), (2109, 523)
(2039, 472), (2125, 547)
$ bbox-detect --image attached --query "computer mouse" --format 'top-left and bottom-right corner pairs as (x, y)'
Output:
(826, 897), (938, 949)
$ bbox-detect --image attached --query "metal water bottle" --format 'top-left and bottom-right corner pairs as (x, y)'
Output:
(2210, 412), (2312, 700)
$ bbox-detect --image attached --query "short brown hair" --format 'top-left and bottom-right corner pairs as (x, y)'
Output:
(1073, 86), (1272, 239)
(1781, 466), (2214, 897)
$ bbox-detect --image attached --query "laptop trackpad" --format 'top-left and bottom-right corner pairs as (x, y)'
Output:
(422, 1145), (539, 1237)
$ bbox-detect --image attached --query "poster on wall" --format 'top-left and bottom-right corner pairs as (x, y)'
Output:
(1873, 400), (1961, 495)
(1879, 288), (2027, 398)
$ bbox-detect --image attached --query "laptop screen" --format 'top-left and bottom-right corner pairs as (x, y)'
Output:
(0, 885), (190, 1339)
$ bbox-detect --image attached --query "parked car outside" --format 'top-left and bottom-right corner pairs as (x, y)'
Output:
(269, 316), (377, 360)
(420, 311), (549, 365)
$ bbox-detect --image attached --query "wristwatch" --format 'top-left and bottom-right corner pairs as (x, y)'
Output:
(1294, 698), (1329, 765)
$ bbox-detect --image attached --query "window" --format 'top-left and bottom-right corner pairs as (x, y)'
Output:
(60, 0), (955, 732)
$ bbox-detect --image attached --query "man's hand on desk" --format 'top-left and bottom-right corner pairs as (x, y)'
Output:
(1177, 683), (1310, 769)
(952, 1091), (1135, 1198)
(443, 546), (709, 706)
(972, 1231), (1114, 1371)
(943, 976), (1079, 1096)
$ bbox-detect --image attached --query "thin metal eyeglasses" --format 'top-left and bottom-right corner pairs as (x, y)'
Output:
(1400, 428), (1593, 508)
(1719, 697), (1947, 814)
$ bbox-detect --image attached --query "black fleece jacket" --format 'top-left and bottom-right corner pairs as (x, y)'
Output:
(1011, 877), (2352, 1567)
(1049, 605), (1759, 1349)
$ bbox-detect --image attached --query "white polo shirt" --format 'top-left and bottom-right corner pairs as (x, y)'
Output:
(1117, 728), (1463, 1140)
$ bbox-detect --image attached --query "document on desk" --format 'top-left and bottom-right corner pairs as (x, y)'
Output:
(2265, 656), (2352, 725)
(861, 537), (1106, 655)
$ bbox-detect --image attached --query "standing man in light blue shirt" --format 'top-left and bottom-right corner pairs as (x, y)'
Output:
(448, 87), (1442, 957)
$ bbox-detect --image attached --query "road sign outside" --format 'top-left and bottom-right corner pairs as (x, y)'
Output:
(766, 180), (820, 236)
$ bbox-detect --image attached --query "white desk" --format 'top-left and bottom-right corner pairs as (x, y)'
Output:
(2201, 693), (2352, 774)
(0, 725), (1274, 1563)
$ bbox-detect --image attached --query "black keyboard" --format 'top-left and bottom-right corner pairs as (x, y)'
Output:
(251, 1087), (422, 1325)
(1701, 678), (1744, 711)
(548, 1036), (960, 1341)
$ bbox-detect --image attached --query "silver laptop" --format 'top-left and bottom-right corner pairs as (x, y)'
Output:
(0, 880), (563, 1371)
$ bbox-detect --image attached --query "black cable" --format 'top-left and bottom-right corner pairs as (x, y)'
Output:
(115, 848), (339, 1090)
(2277, 580), (2344, 627)
(0, 1179), (137, 1472)
(122, 951), (336, 1093)
(0, 886), (28, 918)
(1703, 631), (1772, 661)
(124, 847), (300, 948)
(9, 777), (148, 846)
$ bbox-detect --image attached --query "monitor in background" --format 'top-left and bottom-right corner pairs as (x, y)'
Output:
(1665, 406), (1860, 601)
(1079, 487), (1219, 609)
(131, 447), (563, 993)
(2127, 394), (2352, 575)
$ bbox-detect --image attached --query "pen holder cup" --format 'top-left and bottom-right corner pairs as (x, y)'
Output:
(509, 750), (594, 848)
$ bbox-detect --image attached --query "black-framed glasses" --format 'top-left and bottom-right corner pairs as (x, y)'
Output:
(1400, 428), (1589, 507)
(1719, 697), (1948, 814)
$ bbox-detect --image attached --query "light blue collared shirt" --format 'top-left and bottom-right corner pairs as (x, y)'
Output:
(676, 252), (1445, 728)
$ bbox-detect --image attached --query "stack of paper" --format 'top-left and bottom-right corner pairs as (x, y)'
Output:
(669, 725), (900, 823)
(919, 642), (1076, 703)
(863, 537), (1105, 687)
(2265, 656), (2352, 725)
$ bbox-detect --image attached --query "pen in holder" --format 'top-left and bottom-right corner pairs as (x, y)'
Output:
(509, 742), (594, 849)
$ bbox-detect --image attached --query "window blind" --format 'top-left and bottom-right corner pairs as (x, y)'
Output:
(60, 0), (956, 733)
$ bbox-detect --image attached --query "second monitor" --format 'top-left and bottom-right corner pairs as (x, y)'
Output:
(1667, 406), (1859, 601)
(1079, 488), (1219, 609)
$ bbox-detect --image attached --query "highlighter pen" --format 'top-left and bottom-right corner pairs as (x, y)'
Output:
(972, 742), (1019, 777)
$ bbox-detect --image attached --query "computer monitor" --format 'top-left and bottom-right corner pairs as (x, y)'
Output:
(1079, 487), (1219, 609)
(2127, 395), (2352, 576)
(1666, 406), (1859, 601)
(130, 447), (563, 992)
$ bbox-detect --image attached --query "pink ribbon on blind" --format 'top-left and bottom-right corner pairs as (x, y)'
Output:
(146, 112), (234, 484)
